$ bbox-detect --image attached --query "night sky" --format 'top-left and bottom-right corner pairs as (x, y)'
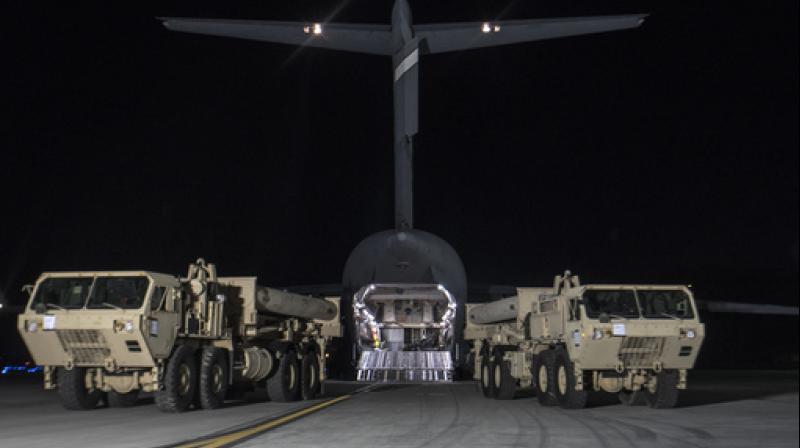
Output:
(1, 0), (797, 332)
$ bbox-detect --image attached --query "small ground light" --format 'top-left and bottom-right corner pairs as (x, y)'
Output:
(304, 23), (323, 35)
(481, 22), (500, 33)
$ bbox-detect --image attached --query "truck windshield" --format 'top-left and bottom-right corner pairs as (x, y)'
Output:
(86, 277), (150, 309)
(582, 290), (640, 318)
(637, 290), (694, 319)
(30, 278), (94, 310)
(582, 288), (695, 319)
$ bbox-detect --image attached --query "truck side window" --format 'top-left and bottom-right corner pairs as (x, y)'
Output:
(151, 286), (167, 311)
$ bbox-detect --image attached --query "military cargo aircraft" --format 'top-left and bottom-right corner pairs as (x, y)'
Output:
(159, 1), (796, 380)
(160, 0), (647, 380)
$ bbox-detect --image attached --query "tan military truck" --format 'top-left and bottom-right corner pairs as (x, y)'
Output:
(465, 272), (704, 409)
(17, 259), (341, 412)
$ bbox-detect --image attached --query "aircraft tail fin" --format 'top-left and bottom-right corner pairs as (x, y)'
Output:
(415, 14), (647, 54)
(159, 18), (393, 55)
(394, 41), (419, 137)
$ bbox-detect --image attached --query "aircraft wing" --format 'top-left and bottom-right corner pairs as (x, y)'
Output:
(159, 18), (393, 55)
(695, 301), (799, 316)
(279, 283), (344, 298)
(415, 15), (647, 54)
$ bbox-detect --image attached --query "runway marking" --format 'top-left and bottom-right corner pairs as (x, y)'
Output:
(173, 395), (352, 448)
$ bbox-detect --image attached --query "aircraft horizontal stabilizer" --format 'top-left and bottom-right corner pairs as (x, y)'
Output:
(415, 15), (647, 54)
(159, 18), (393, 55)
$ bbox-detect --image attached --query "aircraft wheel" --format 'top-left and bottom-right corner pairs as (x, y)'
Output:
(155, 344), (198, 412)
(301, 351), (321, 400)
(107, 390), (139, 407)
(57, 367), (102, 410)
(198, 347), (229, 410)
(267, 349), (300, 402)
(533, 351), (559, 406)
(644, 370), (680, 409)
(553, 349), (587, 409)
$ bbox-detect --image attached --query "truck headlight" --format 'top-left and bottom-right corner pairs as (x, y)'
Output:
(27, 320), (38, 333)
(592, 329), (604, 340)
(115, 320), (135, 333)
(685, 328), (696, 339)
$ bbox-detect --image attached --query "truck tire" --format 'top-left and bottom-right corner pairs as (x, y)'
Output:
(267, 349), (300, 402)
(155, 344), (198, 412)
(107, 390), (139, 407)
(494, 350), (516, 400)
(533, 351), (558, 406)
(300, 351), (321, 400)
(198, 347), (229, 410)
(480, 355), (495, 398)
(57, 367), (102, 410)
(644, 370), (680, 409)
(553, 350), (587, 409)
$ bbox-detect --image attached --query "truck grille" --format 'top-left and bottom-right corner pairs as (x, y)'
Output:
(618, 337), (665, 367)
(56, 330), (110, 365)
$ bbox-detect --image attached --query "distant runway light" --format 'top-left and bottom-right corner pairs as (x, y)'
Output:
(303, 23), (323, 35)
(481, 22), (500, 34)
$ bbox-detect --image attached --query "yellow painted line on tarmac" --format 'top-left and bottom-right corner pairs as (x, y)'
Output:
(175, 395), (352, 448)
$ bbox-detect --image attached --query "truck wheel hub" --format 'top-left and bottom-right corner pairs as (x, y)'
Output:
(212, 365), (223, 393)
(539, 365), (548, 392)
(178, 364), (191, 396)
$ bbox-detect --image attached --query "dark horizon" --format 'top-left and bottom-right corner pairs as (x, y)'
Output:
(2, 0), (797, 313)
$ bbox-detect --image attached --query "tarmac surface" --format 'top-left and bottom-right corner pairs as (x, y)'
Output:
(0, 370), (796, 448)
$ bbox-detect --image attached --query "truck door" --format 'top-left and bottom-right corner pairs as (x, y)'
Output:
(144, 285), (180, 359)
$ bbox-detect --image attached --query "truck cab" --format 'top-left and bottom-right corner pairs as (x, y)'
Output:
(558, 285), (703, 372)
(18, 271), (181, 390)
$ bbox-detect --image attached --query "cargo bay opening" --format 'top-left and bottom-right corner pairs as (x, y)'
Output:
(354, 283), (456, 382)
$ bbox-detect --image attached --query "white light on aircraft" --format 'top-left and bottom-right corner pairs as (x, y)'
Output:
(303, 23), (323, 35)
